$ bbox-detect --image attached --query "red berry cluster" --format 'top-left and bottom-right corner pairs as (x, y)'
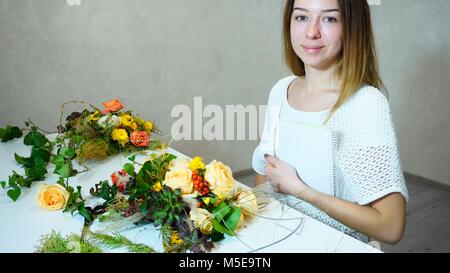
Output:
(111, 169), (128, 192)
(192, 171), (210, 196)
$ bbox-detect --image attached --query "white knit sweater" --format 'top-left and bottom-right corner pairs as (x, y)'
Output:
(252, 75), (409, 242)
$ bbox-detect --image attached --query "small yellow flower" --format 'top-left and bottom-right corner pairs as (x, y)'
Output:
(214, 192), (224, 206)
(203, 197), (211, 205)
(130, 122), (138, 131)
(88, 111), (100, 122)
(111, 128), (129, 146)
(189, 156), (205, 171)
(120, 114), (133, 127)
(144, 121), (154, 133)
(170, 231), (184, 245)
(152, 182), (163, 192)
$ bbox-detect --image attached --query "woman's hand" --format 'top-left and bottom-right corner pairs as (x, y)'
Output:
(264, 154), (309, 196)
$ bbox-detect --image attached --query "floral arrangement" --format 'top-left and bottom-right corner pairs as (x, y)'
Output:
(0, 99), (163, 201)
(1, 99), (260, 253)
(35, 154), (259, 253)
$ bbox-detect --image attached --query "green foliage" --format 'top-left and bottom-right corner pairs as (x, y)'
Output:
(4, 128), (53, 201)
(35, 230), (102, 253)
(89, 180), (118, 206)
(88, 231), (155, 253)
(130, 153), (176, 201)
(57, 178), (93, 223)
(0, 126), (23, 142)
(211, 202), (242, 237)
(148, 187), (185, 227)
(35, 230), (153, 253)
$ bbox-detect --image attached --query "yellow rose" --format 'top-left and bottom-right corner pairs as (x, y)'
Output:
(168, 158), (190, 171)
(235, 190), (259, 217)
(204, 160), (235, 198)
(190, 208), (213, 235)
(35, 184), (70, 211)
(163, 169), (193, 195)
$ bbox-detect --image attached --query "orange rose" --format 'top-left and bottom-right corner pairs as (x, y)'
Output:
(101, 99), (124, 114)
(130, 131), (149, 147)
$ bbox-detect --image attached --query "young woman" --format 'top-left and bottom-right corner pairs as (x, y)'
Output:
(252, 0), (408, 245)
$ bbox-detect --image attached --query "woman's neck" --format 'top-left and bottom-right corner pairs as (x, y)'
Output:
(303, 64), (340, 95)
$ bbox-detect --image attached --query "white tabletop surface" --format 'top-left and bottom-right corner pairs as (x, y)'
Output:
(0, 137), (381, 253)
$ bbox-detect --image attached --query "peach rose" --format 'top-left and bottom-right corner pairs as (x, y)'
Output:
(235, 189), (259, 217)
(130, 131), (149, 147)
(101, 99), (124, 114)
(163, 169), (194, 195)
(168, 158), (190, 171)
(190, 208), (213, 235)
(35, 184), (70, 211)
(204, 160), (236, 198)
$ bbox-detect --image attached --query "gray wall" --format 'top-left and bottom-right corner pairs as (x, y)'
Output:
(1, 0), (449, 186)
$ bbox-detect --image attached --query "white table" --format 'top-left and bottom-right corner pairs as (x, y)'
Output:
(0, 137), (381, 253)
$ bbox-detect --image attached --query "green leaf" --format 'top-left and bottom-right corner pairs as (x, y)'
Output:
(31, 147), (51, 163)
(210, 231), (225, 242)
(211, 219), (233, 236)
(78, 205), (93, 223)
(51, 155), (66, 166)
(14, 153), (31, 167)
(7, 186), (21, 201)
(212, 202), (231, 223)
(24, 130), (48, 147)
(64, 148), (76, 159)
(128, 155), (136, 162)
(224, 207), (241, 232)
(33, 156), (46, 167)
(54, 163), (71, 178)
(123, 163), (136, 177)
(25, 166), (47, 181)
(0, 126), (23, 142)
(1, 181), (6, 189)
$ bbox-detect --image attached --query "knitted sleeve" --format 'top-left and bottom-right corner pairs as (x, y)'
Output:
(336, 87), (409, 205)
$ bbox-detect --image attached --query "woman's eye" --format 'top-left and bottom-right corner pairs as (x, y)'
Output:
(295, 15), (308, 21)
(323, 17), (338, 23)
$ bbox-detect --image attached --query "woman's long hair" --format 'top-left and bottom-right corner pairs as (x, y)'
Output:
(283, 0), (386, 124)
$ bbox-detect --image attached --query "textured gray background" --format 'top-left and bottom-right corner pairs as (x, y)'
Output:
(0, 0), (449, 186)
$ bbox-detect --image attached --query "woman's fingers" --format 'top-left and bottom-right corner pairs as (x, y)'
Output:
(264, 154), (278, 166)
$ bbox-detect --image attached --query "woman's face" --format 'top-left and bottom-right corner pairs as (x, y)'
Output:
(290, 0), (343, 70)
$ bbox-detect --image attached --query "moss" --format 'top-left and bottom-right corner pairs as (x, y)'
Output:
(35, 230), (102, 253)
(77, 138), (116, 162)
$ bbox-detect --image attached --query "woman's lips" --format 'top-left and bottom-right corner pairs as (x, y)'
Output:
(302, 46), (324, 54)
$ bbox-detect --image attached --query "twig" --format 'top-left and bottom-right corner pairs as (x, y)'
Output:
(26, 119), (57, 134)
(59, 100), (100, 129)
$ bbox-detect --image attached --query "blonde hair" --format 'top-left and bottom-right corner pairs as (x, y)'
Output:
(283, 0), (386, 124)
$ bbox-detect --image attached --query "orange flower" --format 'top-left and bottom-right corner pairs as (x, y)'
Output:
(130, 131), (149, 147)
(101, 99), (124, 114)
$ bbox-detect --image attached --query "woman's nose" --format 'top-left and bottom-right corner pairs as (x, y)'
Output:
(306, 20), (321, 39)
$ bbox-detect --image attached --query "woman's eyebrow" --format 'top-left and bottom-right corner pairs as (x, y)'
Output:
(293, 7), (340, 13)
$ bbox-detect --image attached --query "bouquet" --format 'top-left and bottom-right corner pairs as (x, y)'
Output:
(35, 153), (259, 253)
(0, 99), (164, 201)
